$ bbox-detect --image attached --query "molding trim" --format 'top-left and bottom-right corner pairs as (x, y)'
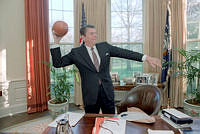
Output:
(0, 79), (27, 118)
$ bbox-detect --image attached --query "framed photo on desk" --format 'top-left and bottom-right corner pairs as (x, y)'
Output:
(135, 73), (159, 86)
(136, 76), (148, 85)
(148, 73), (159, 86)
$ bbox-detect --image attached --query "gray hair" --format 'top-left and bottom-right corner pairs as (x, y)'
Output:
(80, 24), (95, 36)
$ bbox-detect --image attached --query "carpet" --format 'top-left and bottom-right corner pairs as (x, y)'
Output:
(0, 116), (53, 134)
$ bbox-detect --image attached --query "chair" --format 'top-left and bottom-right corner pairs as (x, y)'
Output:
(116, 85), (162, 115)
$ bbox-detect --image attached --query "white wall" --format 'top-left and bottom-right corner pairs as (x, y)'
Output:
(0, 0), (27, 117)
(0, 0), (26, 80)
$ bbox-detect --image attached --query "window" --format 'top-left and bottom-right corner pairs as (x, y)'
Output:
(186, 0), (200, 95)
(111, 0), (144, 80)
(49, 0), (74, 95)
(49, 0), (74, 44)
(187, 0), (200, 51)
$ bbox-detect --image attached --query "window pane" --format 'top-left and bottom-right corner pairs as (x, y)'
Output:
(187, 22), (199, 40)
(121, 28), (129, 42)
(186, 0), (200, 96)
(63, 11), (74, 27)
(51, 10), (63, 22)
(112, 28), (123, 42)
(52, 0), (63, 10)
(186, 41), (200, 51)
(63, 0), (73, 11)
(112, 43), (143, 79)
(111, 0), (126, 12)
(49, 10), (53, 26)
(111, 12), (122, 27)
(130, 27), (143, 42)
(49, 28), (53, 43)
(128, 0), (142, 11)
(111, 0), (144, 79)
(49, 0), (74, 43)
(111, 0), (142, 12)
(49, 0), (74, 94)
(187, 0), (200, 40)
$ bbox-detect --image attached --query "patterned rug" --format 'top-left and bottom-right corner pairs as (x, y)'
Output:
(0, 116), (53, 134)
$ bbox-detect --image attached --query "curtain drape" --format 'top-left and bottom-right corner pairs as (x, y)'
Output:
(144, 0), (170, 107)
(24, 0), (50, 113)
(144, 0), (187, 107)
(74, 0), (109, 106)
(144, 0), (169, 73)
(169, 0), (187, 107)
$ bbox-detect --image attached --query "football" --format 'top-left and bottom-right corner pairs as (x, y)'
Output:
(52, 21), (68, 37)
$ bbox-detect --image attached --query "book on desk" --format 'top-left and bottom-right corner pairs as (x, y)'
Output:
(161, 108), (193, 127)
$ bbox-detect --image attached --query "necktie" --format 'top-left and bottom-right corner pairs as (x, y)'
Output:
(91, 47), (100, 72)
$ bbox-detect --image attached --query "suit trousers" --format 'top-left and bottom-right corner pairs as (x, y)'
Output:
(84, 84), (115, 114)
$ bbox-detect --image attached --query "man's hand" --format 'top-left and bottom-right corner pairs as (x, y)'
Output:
(146, 56), (162, 68)
(52, 30), (63, 44)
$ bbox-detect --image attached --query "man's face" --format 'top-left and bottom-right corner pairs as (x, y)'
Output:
(83, 28), (97, 46)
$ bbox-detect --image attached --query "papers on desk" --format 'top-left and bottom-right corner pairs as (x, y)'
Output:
(161, 114), (192, 129)
(92, 117), (126, 134)
(118, 111), (155, 123)
(162, 108), (191, 119)
(118, 107), (155, 123)
(147, 129), (174, 134)
(48, 112), (84, 127)
(161, 108), (193, 128)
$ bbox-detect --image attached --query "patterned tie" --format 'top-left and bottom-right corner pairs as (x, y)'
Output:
(91, 47), (100, 72)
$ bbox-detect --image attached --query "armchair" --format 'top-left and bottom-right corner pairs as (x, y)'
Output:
(116, 85), (162, 115)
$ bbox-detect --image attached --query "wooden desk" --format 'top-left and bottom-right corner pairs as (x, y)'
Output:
(114, 83), (164, 91)
(43, 114), (181, 134)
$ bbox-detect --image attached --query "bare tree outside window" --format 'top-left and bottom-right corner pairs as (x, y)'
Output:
(187, 0), (200, 51)
(186, 0), (200, 97)
(111, 0), (144, 80)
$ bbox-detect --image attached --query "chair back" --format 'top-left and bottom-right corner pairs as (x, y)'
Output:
(116, 85), (162, 115)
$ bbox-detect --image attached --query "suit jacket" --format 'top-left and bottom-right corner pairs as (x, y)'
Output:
(50, 42), (143, 106)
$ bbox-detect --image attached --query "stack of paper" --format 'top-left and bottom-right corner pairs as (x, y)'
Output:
(147, 129), (174, 134)
(161, 108), (193, 128)
(92, 117), (126, 134)
(118, 111), (155, 123)
(48, 112), (84, 127)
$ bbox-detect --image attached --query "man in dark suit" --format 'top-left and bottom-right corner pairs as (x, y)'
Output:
(50, 24), (161, 114)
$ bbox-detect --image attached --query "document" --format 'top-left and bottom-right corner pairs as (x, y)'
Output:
(147, 129), (174, 134)
(48, 112), (84, 127)
(92, 117), (126, 134)
(118, 111), (155, 123)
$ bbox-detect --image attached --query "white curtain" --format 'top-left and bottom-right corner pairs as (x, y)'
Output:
(169, 0), (187, 107)
(144, 0), (187, 107)
(144, 0), (170, 107)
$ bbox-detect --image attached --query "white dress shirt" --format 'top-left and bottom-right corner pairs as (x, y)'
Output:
(85, 45), (101, 65)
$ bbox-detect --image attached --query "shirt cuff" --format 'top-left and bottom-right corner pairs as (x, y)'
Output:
(142, 55), (147, 61)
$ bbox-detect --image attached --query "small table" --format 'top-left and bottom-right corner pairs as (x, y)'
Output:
(42, 114), (181, 134)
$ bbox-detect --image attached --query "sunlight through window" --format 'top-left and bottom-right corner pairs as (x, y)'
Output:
(26, 40), (34, 99)
(0, 49), (6, 82)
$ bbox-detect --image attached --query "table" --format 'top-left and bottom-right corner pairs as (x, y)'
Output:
(114, 83), (164, 91)
(42, 114), (181, 134)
